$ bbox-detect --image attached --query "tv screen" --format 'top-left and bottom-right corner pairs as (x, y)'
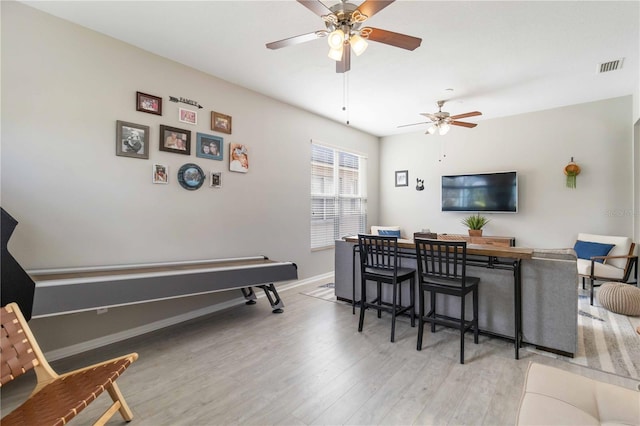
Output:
(441, 171), (518, 213)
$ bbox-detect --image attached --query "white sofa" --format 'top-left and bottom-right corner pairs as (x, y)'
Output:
(517, 362), (639, 425)
(370, 225), (403, 238)
(575, 233), (637, 305)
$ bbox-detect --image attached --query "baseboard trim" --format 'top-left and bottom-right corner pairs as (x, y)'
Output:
(279, 271), (334, 291)
(44, 272), (334, 362)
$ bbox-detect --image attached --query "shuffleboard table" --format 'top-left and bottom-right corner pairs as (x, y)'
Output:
(28, 256), (298, 317)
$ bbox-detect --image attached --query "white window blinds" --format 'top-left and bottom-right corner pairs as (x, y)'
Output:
(311, 142), (367, 250)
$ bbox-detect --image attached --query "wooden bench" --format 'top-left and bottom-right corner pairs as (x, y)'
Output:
(1, 302), (138, 426)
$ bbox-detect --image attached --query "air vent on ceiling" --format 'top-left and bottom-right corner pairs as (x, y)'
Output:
(598, 58), (624, 73)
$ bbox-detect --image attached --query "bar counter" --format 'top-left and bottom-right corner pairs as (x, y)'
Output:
(336, 238), (578, 358)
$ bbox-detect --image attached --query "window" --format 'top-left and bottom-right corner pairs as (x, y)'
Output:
(311, 142), (367, 250)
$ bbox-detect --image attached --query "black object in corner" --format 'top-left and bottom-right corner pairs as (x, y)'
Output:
(1, 208), (35, 320)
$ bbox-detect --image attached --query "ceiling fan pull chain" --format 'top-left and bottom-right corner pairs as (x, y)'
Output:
(343, 72), (350, 125)
(439, 139), (447, 162)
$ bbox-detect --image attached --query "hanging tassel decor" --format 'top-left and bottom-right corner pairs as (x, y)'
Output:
(564, 157), (581, 189)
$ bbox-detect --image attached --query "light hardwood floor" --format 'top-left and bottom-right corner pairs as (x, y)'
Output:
(2, 281), (639, 425)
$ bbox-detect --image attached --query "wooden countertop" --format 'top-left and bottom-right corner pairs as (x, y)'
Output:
(343, 237), (533, 260)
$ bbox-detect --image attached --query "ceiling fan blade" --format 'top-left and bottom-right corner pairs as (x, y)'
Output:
(266, 32), (324, 49)
(336, 46), (351, 73)
(297, 0), (333, 17)
(356, 0), (394, 19)
(420, 113), (438, 121)
(397, 121), (431, 128)
(449, 111), (482, 120)
(451, 121), (478, 128)
(365, 27), (422, 51)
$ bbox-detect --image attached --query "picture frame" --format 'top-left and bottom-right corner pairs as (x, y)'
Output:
(395, 170), (409, 187)
(212, 111), (232, 134)
(159, 125), (191, 155)
(177, 163), (205, 191)
(196, 133), (223, 161)
(152, 164), (169, 184)
(136, 91), (162, 116)
(210, 172), (222, 188)
(229, 143), (249, 173)
(116, 120), (150, 159)
(178, 107), (197, 125)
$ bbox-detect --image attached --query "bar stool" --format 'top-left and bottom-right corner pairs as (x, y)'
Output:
(357, 234), (415, 342)
(414, 236), (479, 364)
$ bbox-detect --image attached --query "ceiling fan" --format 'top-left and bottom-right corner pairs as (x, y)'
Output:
(398, 101), (483, 135)
(266, 0), (422, 73)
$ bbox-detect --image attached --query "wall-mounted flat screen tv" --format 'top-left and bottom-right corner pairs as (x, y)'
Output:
(441, 171), (518, 213)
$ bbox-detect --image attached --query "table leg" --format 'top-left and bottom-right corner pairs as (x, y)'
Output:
(352, 245), (357, 315)
(257, 283), (284, 313)
(513, 260), (522, 360)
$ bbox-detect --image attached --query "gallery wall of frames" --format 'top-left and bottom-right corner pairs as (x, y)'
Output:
(116, 91), (250, 191)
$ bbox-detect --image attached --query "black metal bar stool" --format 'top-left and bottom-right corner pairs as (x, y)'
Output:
(357, 234), (415, 342)
(414, 236), (480, 364)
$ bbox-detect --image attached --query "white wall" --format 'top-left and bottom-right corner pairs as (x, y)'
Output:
(0, 2), (380, 351)
(379, 96), (634, 248)
(634, 115), (639, 245)
(634, 87), (640, 245)
(634, 87), (640, 124)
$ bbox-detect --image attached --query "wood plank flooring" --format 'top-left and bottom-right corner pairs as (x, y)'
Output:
(2, 281), (639, 425)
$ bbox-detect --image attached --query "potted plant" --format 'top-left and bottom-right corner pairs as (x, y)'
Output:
(461, 213), (490, 237)
(564, 157), (581, 189)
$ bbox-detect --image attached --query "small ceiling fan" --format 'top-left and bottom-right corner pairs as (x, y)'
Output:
(266, 0), (422, 73)
(398, 100), (483, 135)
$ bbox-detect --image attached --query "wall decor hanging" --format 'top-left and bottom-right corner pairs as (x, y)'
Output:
(178, 108), (197, 125)
(152, 164), (168, 184)
(159, 125), (191, 155)
(136, 91), (162, 116)
(210, 172), (222, 188)
(196, 133), (223, 161)
(116, 120), (149, 159)
(395, 170), (408, 187)
(564, 157), (581, 188)
(168, 95), (203, 109)
(177, 163), (205, 190)
(416, 178), (424, 191)
(212, 111), (232, 134)
(229, 143), (249, 173)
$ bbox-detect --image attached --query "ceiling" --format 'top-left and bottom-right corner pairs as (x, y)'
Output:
(22, 1), (640, 137)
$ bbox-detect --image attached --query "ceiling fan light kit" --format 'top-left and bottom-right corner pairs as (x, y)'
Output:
(327, 29), (345, 49)
(349, 33), (368, 56)
(326, 27), (369, 60)
(328, 46), (344, 61)
(266, 0), (422, 73)
(437, 123), (451, 135)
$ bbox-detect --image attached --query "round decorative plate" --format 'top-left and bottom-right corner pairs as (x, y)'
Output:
(177, 163), (205, 190)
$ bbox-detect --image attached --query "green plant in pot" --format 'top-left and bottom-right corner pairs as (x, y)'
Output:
(461, 213), (490, 237)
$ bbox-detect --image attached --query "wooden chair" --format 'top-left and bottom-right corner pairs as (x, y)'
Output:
(575, 233), (638, 305)
(357, 234), (415, 342)
(414, 237), (480, 364)
(1, 302), (138, 426)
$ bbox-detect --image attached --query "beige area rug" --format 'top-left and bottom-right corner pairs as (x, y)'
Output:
(301, 283), (339, 302)
(567, 291), (640, 379)
(302, 284), (640, 380)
